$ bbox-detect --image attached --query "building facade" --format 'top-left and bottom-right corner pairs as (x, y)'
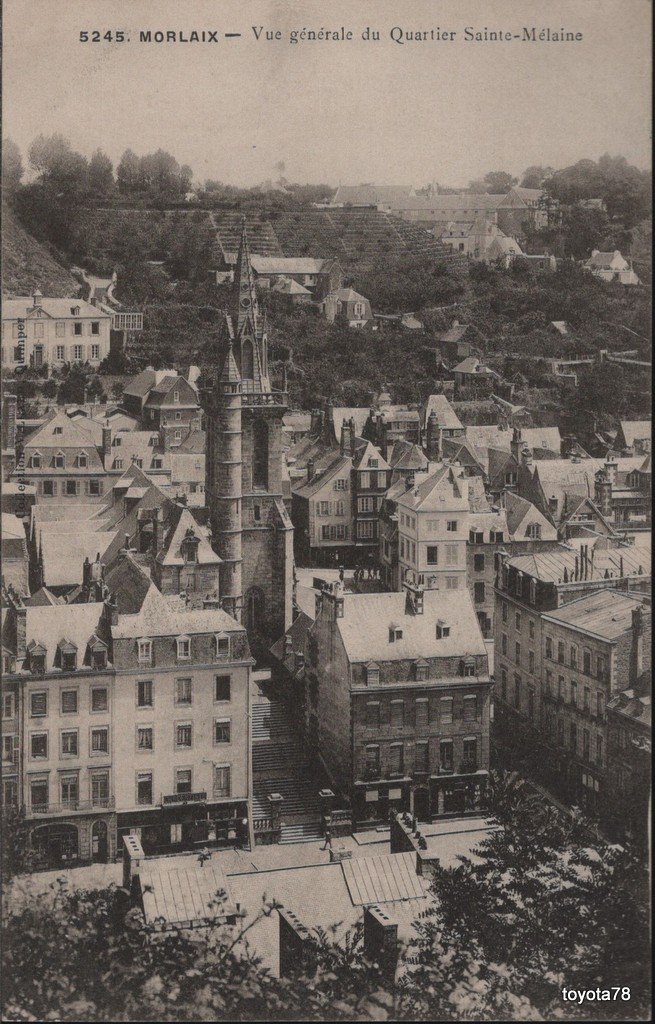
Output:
(2, 291), (112, 372)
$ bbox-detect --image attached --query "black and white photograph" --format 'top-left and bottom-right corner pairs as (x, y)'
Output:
(0, 0), (651, 1019)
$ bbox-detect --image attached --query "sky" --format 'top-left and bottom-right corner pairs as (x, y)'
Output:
(2, 0), (652, 188)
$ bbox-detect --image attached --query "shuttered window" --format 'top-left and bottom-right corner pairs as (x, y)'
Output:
(390, 700), (404, 728)
(415, 699), (429, 728)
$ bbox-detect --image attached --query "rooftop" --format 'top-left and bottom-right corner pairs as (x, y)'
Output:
(112, 583), (246, 641)
(507, 541), (651, 584)
(542, 590), (651, 640)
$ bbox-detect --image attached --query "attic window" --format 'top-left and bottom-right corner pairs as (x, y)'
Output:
(369, 458), (379, 468)
(176, 636), (191, 661)
(436, 621), (450, 640)
(366, 663), (380, 685)
(389, 627), (403, 643)
(137, 638), (153, 665)
(71, 306), (81, 316)
(58, 639), (78, 672)
(30, 452), (42, 468)
(414, 659), (428, 681)
(113, 436), (122, 446)
(77, 451), (88, 468)
(215, 634), (230, 658)
(152, 457), (163, 469)
(54, 451), (65, 469)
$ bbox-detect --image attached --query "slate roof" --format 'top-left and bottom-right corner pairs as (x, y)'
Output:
(507, 541), (650, 584)
(103, 551), (153, 614)
(251, 256), (329, 275)
(176, 430), (206, 454)
(2, 297), (110, 320)
(158, 507), (219, 567)
(329, 407), (369, 443)
(334, 588), (488, 665)
(542, 591), (650, 641)
(271, 276), (312, 296)
(606, 689), (651, 729)
(504, 491), (550, 537)
(40, 530), (116, 587)
(22, 410), (99, 450)
(395, 465), (467, 513)
(270, 610), (314, 666)
(292, 450), (351, 499)
(388, 441), (428, 472)
(422, 394), (463, 432)
(112, 583), (245, 640)
(332, 184), (414, 206)
(139, 854), (236, 928)
(19, 602), (108, 670)
(342, 852), (429, 905)
(618, 420), (651, 447)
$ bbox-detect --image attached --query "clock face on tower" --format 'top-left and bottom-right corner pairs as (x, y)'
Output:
(240, 296), (251, 309)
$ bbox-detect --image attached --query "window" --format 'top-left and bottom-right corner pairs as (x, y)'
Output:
(43, 480), (55, 496)
(91, 727), (109, 754)
(570, 681), (577, 707)
(415, 740), (429, 773)
(137, 680), (153, 707)
(175, 678), (192, 705)
(461, 660), (476, 677)
(30, 453), (42, 468)
(365, 745), (380, 775)
(54, 453), (65, 469)
(474, 553), (485, 572)
(596, 692), (604, 718)
(469, 530), (484, 544)
(528, 651), (535, 673)
(91, 322), (100, 336)
(439, 739), (453, 771)
(65, 480), (79, 498)
(30, 691), (47, 717)
(73, 344), (83, 361)
(215, 675), (231, 702)
(358, 521), (375, 539)
(359, 472), (370, 489)
(514, 676), (522, 710)
(3, 692), (16, 719)
(501, 633), (508, 656)
(389, 627), (403, 643)
(390, 700), (404, 729)
(56, 344), (65, 360)
(445, 544), (459, 566)
(596, 655), (606, 681)
(29, 777), (48, 811)
(176, 722), (192, 748)
(557, 641), (565, 664)
(91, 771), (109, 806)
(440, 697), (453, 724)
(366, 702), (380, 728)
(31, 732), (48, 758)
(502, 601), (508, 624)
(335, 500), (345, 516)
(385, 739), (404, 776)
(73, 322), (83, 336)
(445, 577), (459, 590)
(515, 643), (521, 666)
(570, 723), (577, 752)
(446, 520), (458, 532)
(175, 768), (192, 794)
(366, 664), (380, 685)
(61, 690), (78, 715)
(334, 478), (348, 491)
(414, 661), (428, 682)
(58, 774), (78, 809)
(77, 452), (88, 468)
(545, 636), (553, 659)
(558, 676), (565, 702)
(500, 668), (507, 701)
(583, 650), (592, 675)
(358, 497), (374, 513)
(216, 635), (230, 658)
(176, 636), (191, 660)
(583, 686), (590, 712)
(415, 698), (429, 728)
(137, 727), (153, 751)
(213, 765), (231, 798)
(114, 459), (123, 470)
(527, 523), (541, 540)
(61, 730), (78, 756)
(214, 718), (231, 744)
(89, 480), (101, 496)
(137, 772), (153, 806)
(56, 322), (65, 338)
(474, 581), (485, 604)
(137, 639), (153, 665)
(570, 645), (578, 669)
(463, 695), (477, 722)
(596, 735), (603, 765)
(426, 545), (438, 565)
(463, 738), (477, 766)
(528, 688), (535, 720)
(583, 729), (590, 761)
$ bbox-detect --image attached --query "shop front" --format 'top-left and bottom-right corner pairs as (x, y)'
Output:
(353, 777), (411, 827)
(29, 811), (117, 869)
(117, 799), (249, 855)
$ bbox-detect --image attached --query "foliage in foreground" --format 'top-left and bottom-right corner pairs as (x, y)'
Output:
(2, 772), (650, 1021)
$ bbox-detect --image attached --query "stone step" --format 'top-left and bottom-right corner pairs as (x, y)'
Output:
(279, 823), (324, 844)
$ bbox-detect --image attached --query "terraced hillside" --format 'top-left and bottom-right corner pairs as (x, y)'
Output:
(2, 204), (82, 297)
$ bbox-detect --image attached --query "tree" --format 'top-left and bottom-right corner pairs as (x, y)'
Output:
(116, 148), (141, 193)
(88, 149), (115, 196)
(469, 171), (518, 194)
(111, 382), (125, 401)
(2, 137), (24, 193)
(1, 805), (37, 881)
(28, 134), (88, 194)
(520, 165), (553, 189)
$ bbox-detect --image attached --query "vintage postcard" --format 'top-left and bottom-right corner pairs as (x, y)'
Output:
(1, 0), (651, 1020)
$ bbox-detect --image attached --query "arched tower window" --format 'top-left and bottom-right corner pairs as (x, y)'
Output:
(242, 339), (254, 380)
(253, 418), (268, 490)
(244, 586), (265, 634)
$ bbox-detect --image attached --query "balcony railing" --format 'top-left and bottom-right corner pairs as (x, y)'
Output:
(161, 791), (207, 806)
(28, 798), (115, 816)
(241, 391), (286, 408)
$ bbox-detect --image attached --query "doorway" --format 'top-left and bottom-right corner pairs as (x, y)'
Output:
(91, 819), (108, 862)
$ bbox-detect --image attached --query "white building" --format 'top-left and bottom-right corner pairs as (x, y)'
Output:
(395, 464), (469, 591)
(1, 290), (112, 371)
(583, 251), (640, 286)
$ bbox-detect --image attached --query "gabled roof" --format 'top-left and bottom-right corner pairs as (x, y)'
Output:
(2, 297), (110, 321)
(175, 429), (206, 454)
(328, 287), (370, 304)
(271, 276), (312, 296)
(388, 441), (428, 472)
(158, 507), (219, 567)
(23, 410), (98, 450)
(396, 465), (467, 513)
(504, 491), (551, 537)
(112, 583), (248, 640)
(20, 602), (108, 670)
(618, 420), (651, 447)
(351, 438), (390, 472)
(422, 394), (463, 432)
(270, 610), (314, 666)
(292, 451), (351, 499)
(333, 588), (488, 665)
(39, 530), (116, 588)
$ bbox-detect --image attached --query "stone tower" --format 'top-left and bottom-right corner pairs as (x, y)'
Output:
(203, 220), (293, 646)
(426, 410), (440, 461)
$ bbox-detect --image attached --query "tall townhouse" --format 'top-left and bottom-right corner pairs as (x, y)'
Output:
(305, 581), (492, 827)
(1, 586), (116, 867)
(111, 583), (254, 855)
(394, 464), (469, 592)
(494, 540), (651, 819)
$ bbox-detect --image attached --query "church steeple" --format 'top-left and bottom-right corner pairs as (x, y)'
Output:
(229, 216), (269, 390)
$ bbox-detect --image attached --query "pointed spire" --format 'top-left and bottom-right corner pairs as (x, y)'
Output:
(231, 215), (259, 335)
(220, 339), (241, 385)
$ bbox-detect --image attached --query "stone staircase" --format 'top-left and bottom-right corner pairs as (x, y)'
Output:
(280, 822), (324, 844)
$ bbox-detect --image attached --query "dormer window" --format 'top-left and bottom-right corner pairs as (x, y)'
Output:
(176, 636), (191, 661)
(53, 426), (63, 436)
(77, 451), (88, 468)
(87, 635), (108, 670)
(57, 639), (78, 672)
(215, 634), (230, 659)
(414, 659), (428, 681)
(30, 452), (42, 468)
(174, 391), (180, 403)
(366, 662), (380, 685)
(137, 638), (153, 665)
(113, 436), (122, 446)
(27, 641), (47, 676)
(460, 659), (476, 677)
(388, 626), (403, 643)
(152, 457), (163, 469)
(436, 621), (450, 640)
(54, 452), (65, 468)
(71, 306), (81, 316)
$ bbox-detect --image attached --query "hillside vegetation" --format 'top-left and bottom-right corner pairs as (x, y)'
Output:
(1, 204), (81, 297)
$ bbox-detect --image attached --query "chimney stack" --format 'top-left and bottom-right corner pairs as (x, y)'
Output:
(102, 425), (112, 459)
(630, 606), (644, 683)
(307, 458), (315, 483)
